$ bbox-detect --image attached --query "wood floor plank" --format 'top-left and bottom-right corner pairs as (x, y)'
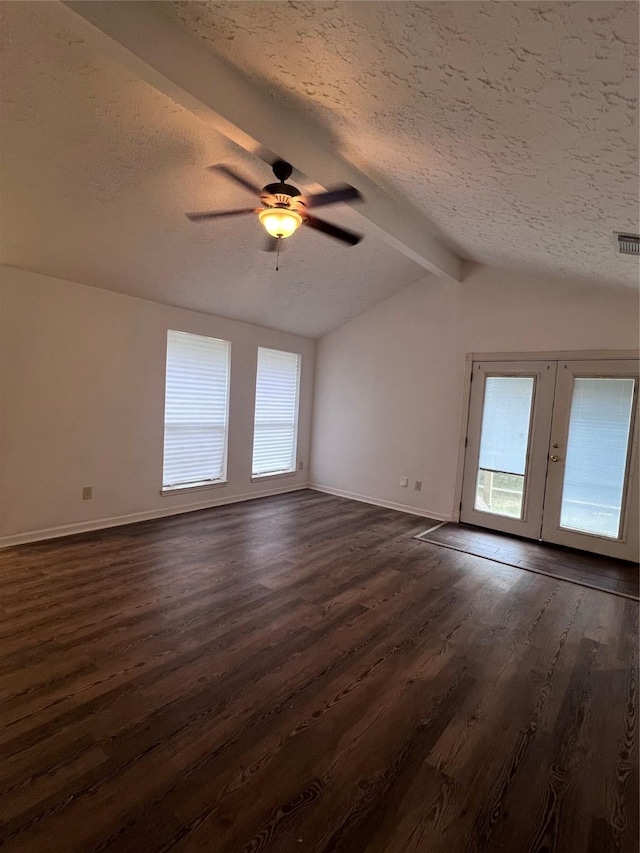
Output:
(0, 491), (637, 852)
(416, 522), (639, 599)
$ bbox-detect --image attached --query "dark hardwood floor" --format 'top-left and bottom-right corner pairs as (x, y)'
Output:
(0, 490), (637, 852)
(415, 522), (640, 599)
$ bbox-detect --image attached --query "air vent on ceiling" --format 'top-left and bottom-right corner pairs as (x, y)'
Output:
(616, 233), (640, 255)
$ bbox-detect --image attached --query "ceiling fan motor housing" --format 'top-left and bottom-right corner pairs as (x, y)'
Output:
(261, 160), (302, 209)
(262, 182), (302, 209)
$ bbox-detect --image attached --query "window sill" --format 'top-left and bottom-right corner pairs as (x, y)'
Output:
(161, 479), (228, 497)
(251, 470), (298, 483)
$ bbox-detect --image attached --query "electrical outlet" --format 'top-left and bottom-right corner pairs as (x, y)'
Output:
(400, 476), (408, 488)
(414, 480), (422, 492)
(82, 486), (92, 500)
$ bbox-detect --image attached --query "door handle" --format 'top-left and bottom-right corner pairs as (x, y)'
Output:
(550, 455), (560, 462)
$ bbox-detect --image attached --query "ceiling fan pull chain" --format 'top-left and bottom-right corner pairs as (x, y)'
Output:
(276, 237), (281, 272)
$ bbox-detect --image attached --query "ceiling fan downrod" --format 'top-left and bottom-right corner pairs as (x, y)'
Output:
(272, 160), (293, 183)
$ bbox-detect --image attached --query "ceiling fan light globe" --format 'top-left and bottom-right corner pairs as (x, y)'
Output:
(258, 208), (302, 239)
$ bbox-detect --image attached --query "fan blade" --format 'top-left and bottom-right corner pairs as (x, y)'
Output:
(304, 184), (362, 209)
(207, 164), (262, 196)
(186, 208), (257, 221)
(304, 215), (362, 246)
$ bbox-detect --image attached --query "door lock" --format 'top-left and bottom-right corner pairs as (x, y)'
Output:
(550, 455), (560, 462)
(552, 443), (559, 449)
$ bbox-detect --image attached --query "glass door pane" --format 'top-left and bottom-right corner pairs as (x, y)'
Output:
(461, 361), (556, 539)
(474, 376), (535, 519)
(542, 359), (639, 560)
(559, 377), (636, 538)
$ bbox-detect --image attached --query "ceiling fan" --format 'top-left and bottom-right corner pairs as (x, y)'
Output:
(186, 160), (363, 252)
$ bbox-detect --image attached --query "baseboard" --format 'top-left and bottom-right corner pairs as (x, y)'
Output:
(0, 483), (309, 549)
(309, 483), (452, 521)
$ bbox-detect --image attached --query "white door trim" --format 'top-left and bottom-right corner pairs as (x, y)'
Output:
(470, 349), (639, 362)
(451, 355), (474, 522)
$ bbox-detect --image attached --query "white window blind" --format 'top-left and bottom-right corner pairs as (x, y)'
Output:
(478, 376), (535, 475)
(252, 347), (301, 476)
(163, 330), (230, 489)
(560, 377), (635, 537)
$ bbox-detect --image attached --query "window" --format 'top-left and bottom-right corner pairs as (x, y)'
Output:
(162, 330), (230, 490)
(252, 347), (301, 477)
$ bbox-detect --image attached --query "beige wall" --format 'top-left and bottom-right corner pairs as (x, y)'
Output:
(310, 264), (640, 520)
(3, 261), (638, 543)
(0, 265), (315, 543)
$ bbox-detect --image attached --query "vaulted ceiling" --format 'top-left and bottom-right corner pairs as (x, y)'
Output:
(1, 1), (638, 338)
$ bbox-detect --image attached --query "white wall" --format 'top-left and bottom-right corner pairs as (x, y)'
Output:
(310, 264), (640, 520)
(0, 266), (315, 544)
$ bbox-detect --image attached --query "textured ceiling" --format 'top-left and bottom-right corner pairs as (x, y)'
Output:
(171, 0), (640, 289)
(0, 2), (423, 338)
(1, 3), (638, 344)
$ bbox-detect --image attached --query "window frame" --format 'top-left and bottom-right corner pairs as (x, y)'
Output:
(251, 347), (302, 481)
(160, 329), (231, 496)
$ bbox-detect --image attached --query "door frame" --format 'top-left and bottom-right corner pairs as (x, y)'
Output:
(459, 360), (557, 537)
(453, 350), (640, 523)
(541, 359), (639, 560)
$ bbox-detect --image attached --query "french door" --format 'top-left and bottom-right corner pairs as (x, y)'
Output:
(460, 359), (639, 561)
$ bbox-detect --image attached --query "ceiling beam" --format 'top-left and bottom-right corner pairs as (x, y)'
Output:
(62, 1), (463, 282)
